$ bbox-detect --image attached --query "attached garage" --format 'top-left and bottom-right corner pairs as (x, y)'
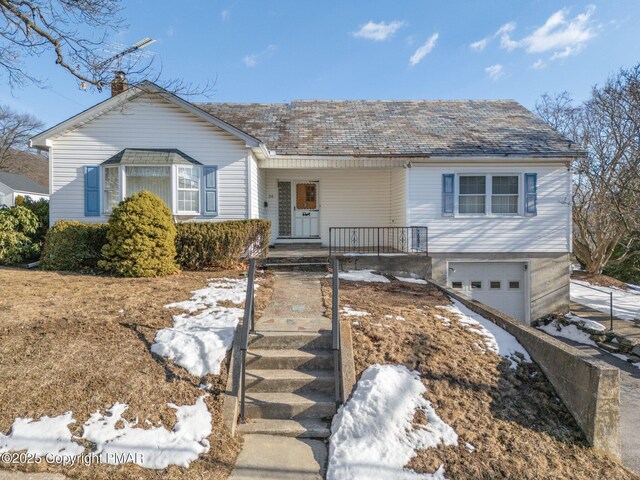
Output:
(447, 261), (529, 323)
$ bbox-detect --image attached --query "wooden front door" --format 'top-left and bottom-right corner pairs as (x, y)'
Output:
(293, 182), (319, 237)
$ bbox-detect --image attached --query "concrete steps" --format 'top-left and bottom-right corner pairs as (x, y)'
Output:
(245, 369), (334, 393)
(249, 332), (332, 350)
(236, 418), (331, 438)
(243, 392), (336, 419)
(240, 329), (335, 438)
(246, 349), (333, 370)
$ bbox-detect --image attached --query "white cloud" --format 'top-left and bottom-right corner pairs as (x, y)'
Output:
(353, 20), (405, 41)
(243, 44), (277, 67)
(470, 22), (514, 51)
(500, 6), (597, 59)
(485, 63), (504, 80)
(531, 59), (547, 70)
(470, 38), (489, 51)
(165, 26), (175, 37)
(221, 9), (230, 21)
(409, 33), (439, 66)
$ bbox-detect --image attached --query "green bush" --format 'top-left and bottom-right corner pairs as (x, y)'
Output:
(176, 219), (271, 269)
(0, 206), (41, 265)
(16, 196), (49, 245)
(41, 221), (109, 271)
(99, 191), (179, 277)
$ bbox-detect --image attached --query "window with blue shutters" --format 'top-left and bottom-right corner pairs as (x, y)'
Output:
(203, 166), (218, 215)
(442, 173), (454, 216)
(84, 166), (100, 216)
(524, 173), (537, 216)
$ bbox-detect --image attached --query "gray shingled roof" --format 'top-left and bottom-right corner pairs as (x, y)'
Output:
(197, 100), (579, 157)
(0, 172), (48, 194)
(102, 148), (202, 166)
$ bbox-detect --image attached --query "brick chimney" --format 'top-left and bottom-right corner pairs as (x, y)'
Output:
(110, 71), (128, 97)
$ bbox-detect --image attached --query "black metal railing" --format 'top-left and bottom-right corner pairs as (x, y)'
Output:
(328, 226), (428, 256)
(573, 280), (614, 331)
(332, 258), (341, 404)
(239, 258), (256, 422)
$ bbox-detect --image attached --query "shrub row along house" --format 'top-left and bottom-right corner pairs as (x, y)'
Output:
(30, 81), (580, 323)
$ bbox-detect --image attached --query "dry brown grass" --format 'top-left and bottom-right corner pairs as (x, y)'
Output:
(572, 271), (629, 290)
(0, 267), (274, 479)
(322, 277), (638, 480)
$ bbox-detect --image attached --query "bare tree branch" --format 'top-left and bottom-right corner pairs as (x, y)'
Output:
(536, 65), (640, 274)
(0, 104), (43, 169)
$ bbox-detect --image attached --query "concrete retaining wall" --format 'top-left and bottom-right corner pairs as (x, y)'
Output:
(336, 254), (432, 279)
(435, 283), (621, 458)
(339, 319), (357, 404)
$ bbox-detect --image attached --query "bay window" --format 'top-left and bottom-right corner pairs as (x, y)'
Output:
(103, 167), (120, 214)
(97, 148), (213, 216)
(125, 166), (171, 207)
(177, 166), (200, 213)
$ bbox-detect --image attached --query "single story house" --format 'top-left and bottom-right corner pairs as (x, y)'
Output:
(0, 172), (49, 207)
(30, 81), (580, 324)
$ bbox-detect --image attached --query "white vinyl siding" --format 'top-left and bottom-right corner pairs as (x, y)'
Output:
(48, 94), (248, 224)
(249, 152), (263, 219)
(390, 168), (407, 226)
(263, 168), (407, 246)
(407, 164), (571, 253)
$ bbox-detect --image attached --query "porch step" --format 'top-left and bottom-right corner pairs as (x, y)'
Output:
(246, 349), (334, 370)
(261, 262), (329, 272)
(243, 392), (337, 419)
(245, 369), (334, 393)
(249, 331), (332, 350)
(236, 418), (330, 439)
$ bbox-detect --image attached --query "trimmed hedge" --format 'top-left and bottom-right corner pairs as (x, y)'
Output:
(41, 221), (109, 271)
(176, 219), (271, 269)
(99, 191), (179, 277)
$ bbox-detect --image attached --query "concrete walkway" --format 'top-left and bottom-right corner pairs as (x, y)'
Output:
(229, 272), (331, 480)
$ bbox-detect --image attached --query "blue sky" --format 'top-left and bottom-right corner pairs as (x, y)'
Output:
(2, 0), (640, 128)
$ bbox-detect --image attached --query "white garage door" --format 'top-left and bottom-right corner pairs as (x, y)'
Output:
(447, 262), (527, 323)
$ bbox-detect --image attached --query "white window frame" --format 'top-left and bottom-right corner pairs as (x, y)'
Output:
(176, 165), (201, 215)
(102, 164), (206, 216)
(102, 166), (121, 214)
(456, 173), (522, 217)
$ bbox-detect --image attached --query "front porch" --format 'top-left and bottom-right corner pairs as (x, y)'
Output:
(261, 167), (408, 247)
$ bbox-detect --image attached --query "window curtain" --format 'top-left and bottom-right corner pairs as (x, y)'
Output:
(125, 166), (171, 207)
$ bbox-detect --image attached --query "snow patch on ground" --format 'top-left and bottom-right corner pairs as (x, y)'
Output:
(342, 306), (370, 317)
(438, 300), (531, 368)
(339, 270), (390, 283)
(571, 280), (640, 322)
(434, 314), (451, 326)
(537, 322), (597, 347)
(327, 364), (457, 480)
(82, 396), (211, 469)
(0, 412), (84, 457)
(152, 278), (248, 376)
(564, 314), (606, 332)
(395, 276), (428, 285)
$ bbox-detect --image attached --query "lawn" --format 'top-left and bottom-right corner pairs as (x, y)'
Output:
(322, 276), (638, 480)
(0, 267), (272, 479)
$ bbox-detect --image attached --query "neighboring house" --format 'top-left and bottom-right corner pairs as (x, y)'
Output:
(0, 172), (49, 207)
(30, 81), (581, 324)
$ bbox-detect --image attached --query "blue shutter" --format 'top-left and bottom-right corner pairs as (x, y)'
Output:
(524, 173), (537, 216)
(203, 166), (218, 215)
(442, 174), (454, 216)
(84, 166), (100, 216)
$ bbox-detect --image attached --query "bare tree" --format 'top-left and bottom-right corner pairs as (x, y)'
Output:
(536, 65), (640, 274)
(0, 0), (213, 96)
(0, 105), (43, 169)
